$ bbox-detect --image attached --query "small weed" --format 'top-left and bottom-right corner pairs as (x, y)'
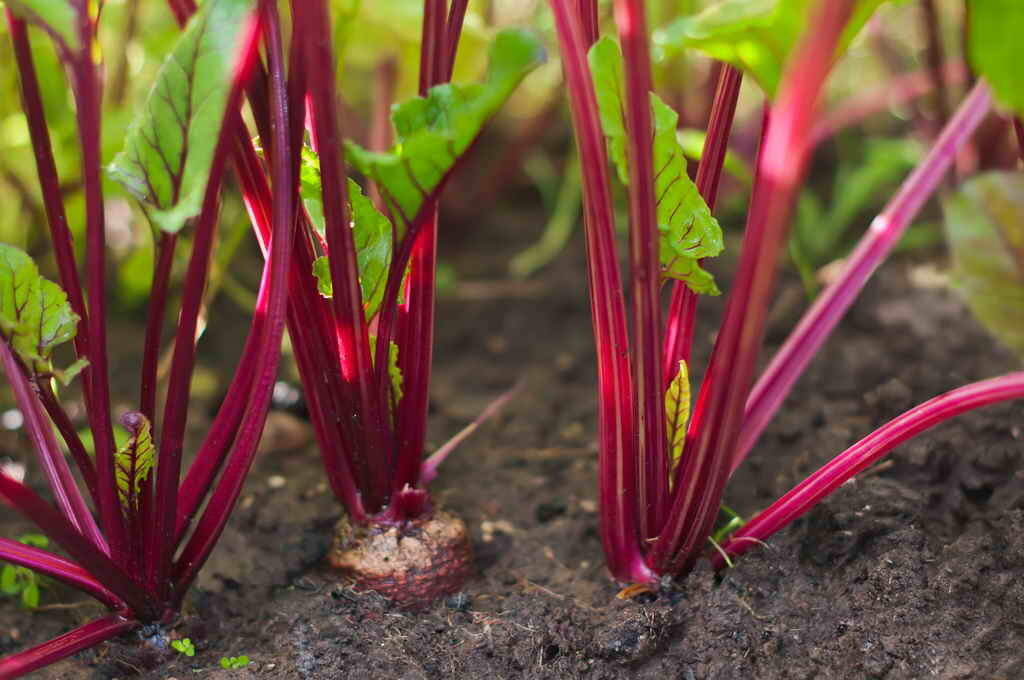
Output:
(220, 656), (250, 669)
(171, 638), (196, 657)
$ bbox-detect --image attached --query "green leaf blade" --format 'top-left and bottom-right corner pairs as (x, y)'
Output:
(665, 360), (691, 470)
(304, 171), (393, 319)
(346, 28), (545, 228)
(5, 1), (80, 52)
(588, 38), (723, 294)
(0, 244), (81, 375)
(942, 172), (1024, 358)
(108, 0), (256, 233)
(968, 0), (1024, 116)
(113, 412), (156, 514)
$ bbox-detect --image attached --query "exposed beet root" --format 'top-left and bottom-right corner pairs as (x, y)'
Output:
(327, 510), (473, 608)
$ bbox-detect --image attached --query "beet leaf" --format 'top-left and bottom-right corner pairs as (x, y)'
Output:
(942, 172), (1024, 358)
(108, 0), (257, 233)
(0, 244), (86, 384)
(588, 37), (723, 293)
(345, 29), (545, 230)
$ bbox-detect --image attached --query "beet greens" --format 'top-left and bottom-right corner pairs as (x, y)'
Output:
(0, 0), (295, 674)
(262, 2), (542, 529)
(549, 0), (1024, 583)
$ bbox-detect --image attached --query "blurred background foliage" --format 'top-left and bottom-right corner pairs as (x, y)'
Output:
(0, 0), (1004, 306)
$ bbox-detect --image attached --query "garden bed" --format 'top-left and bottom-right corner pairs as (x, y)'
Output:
(1, 211), (1021, 678)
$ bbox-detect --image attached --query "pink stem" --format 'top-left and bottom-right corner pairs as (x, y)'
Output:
(547, 0), (651, 583)
(0, 614), (135, 678)
(718, 372), (1024, 565)
(614, 0), (669, 541)
(735, 81), (992, 471)
(0, 537), (121, 610)
(650, 0), (856, 577)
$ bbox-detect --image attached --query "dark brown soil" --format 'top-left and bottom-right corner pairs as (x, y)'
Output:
(1, 206), (1022, 679)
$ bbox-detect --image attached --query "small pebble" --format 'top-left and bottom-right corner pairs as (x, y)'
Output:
(268, 475), (287, 489)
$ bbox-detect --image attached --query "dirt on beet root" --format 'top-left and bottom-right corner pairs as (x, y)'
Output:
(1, 204), (1022, 679)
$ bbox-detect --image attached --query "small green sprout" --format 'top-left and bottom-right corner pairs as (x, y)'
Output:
(171, 638), (196, 657)
(1, 534), (48, 609)
(220, 656), (250, 669)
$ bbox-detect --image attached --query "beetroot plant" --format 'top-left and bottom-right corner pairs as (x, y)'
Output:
(208, 0), (542, 607)
(0, 0), (298, 674)
(548, 0), (1024, 583)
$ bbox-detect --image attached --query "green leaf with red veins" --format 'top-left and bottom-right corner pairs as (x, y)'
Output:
(665, 360), (691, 472)
(113, 412), (155, 515)
(0, 244), (86, 382)
(5, 1), (79, 52)
(108, 0), (255, 233)
(345, 28), (545, 233)
(942, 172), (1024, 358)
(588, 37), (723, 294)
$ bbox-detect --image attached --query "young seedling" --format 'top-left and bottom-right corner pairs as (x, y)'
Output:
(549, 0), (1024, 584)
(0, 0), (298, 675)
(171, 638), (196, 658)
(220, 655), (250, 669)
(0, 535), (48, 609)
(227, 0), (541, 606)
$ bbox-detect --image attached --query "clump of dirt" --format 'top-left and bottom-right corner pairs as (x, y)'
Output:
(1, 209), (1021, 678)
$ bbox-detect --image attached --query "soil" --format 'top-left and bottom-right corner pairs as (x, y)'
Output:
(1, 204), (1022, 679)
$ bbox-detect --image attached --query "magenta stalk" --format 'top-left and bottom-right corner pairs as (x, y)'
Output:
(719, 372), (1024, 565)
(735, 81), (993, 471)
(650, 0), (857, 577)
(547, 0), (651, 583)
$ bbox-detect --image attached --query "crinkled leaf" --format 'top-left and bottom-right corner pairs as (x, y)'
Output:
(653, 0), (890, 98)
(108, 0), (256, 233)
(968, 0), (1024, 116)
(346, 29), (545, 231)
(0, 244), (83, 378)
(302, 154), (393, 319)
(942, 172), (1024, 358)
(588, 38), (724, 294)
(5, 1), (80, 52)
(113, 412), (155, 514)
(665, 360), (691, 471)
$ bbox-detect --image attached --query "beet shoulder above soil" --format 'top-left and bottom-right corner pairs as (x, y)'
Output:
(1, 226), (1021, 678)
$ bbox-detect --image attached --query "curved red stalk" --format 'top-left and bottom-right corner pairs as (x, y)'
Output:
(718, 372), (1024, 565)
(67, 10), (125, 562)
(139, 232), (177, 425)
(0, 538), (122, 610)
(650, 0), (856, 577)
(0, 614), (135, 678)
(147, 12), (263, 600)
(0, 344), (104, 552)
(548, 0), (651, 583)
(172, 0), (295, 598)
(613, 0), (668, 541)
(5, 12), (90, 370)
(735, 81), (992, 470)
(391, 0), (470, 499)
(298, 0), (392, 512)
(0, 474), (151, 616)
